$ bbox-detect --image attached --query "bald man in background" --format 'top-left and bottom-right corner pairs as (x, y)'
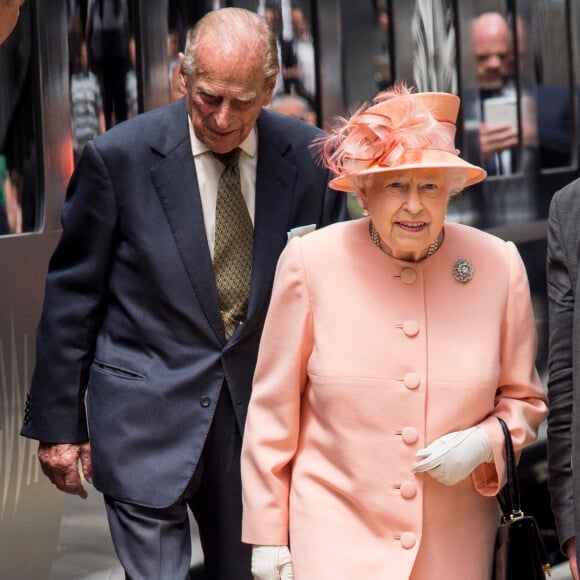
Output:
(472, 11), (519, 174)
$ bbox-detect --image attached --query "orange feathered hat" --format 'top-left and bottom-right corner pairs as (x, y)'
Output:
(318, 84), (486, 192)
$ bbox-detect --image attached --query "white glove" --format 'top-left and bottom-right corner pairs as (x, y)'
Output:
(251, 545), (294, 580)
(411, 426), (492, 486)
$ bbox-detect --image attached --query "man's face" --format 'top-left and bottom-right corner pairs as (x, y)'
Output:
(183, 45), (274, 154)
(473, 18), (514, 91)
(291, 8), (307, 37)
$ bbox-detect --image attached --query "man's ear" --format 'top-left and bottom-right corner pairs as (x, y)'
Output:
(177, 52), (186, 86)
(262, 78), (276, 107)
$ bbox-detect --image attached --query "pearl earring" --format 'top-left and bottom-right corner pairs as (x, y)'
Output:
(362, 208), (369, 217)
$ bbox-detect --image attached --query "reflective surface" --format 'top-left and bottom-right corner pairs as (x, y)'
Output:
(532, 0), (575, 170)
(0, 1), (72, 576)
(68, 0), (138, 163)
(0, 2), (39, 234)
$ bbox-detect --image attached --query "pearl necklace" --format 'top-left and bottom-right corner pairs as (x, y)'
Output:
(369, 222), (441, 260)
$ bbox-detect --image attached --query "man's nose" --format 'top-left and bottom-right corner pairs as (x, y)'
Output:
(485, 54), (503, 69)
(213, 103), (233, 127)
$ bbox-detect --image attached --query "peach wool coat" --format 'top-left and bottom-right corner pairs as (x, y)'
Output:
(241, 218), (547, 580)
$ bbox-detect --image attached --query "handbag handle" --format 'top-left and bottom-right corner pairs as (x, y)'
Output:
(495, 417), (552, 576)
(497, 417), (524, 520)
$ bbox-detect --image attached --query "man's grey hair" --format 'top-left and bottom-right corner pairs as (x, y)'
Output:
(181, 8), (280, 88)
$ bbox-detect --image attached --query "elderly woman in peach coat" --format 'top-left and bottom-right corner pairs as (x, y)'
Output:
(241, 86), (547, 580)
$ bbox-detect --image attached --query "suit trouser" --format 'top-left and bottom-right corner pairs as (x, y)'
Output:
(104, 386), (252, 580)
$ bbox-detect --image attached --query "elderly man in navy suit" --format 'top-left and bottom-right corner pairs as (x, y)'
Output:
(21, 7), (347, 579)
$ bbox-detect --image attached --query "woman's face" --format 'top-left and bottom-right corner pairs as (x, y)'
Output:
(359, 169), (452, 262)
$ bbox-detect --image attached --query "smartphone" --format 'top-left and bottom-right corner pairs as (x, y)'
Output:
(483, 96), (518, 130)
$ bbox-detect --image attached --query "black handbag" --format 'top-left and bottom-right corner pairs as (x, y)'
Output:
(492, 417), (552, 579)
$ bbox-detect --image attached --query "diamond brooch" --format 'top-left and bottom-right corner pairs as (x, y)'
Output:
(453, 258), (474, 283)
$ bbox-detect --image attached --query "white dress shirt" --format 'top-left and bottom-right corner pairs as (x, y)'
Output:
(187, 116), (258, 259)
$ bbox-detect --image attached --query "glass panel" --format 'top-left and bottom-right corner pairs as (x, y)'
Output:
(68, 0), (137, 164)
(0, 1), (39, 234)
(263, 1), (317, 111)
(341, 0), (392, 108)
(532, 0), (574, 170)
(374, 2), (392, 92)
(473, 0), (574, 174)
(264, 0), (318, 125)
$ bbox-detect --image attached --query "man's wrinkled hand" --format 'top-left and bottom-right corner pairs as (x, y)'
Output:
(37, 441), (92, 498)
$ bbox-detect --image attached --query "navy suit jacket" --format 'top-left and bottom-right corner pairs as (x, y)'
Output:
(21, 98), (347, 507)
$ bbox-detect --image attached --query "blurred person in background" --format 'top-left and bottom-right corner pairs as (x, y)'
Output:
(125, 36), (138, 119)
(0, 156), (9, 234)
(2, 165), (22, 233)
(70, 38), (106, 163)
(86, 0), (131, 128)
(290, 1), (316, 103)
(270, 93), (316, 125)
(472, 11), (519, 175)
(373, 1), (391, 91)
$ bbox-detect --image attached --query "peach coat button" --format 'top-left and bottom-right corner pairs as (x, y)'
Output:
(402, 320), (420, 337)
(400, 532), (416, 549)
(400, 481), (417, 499)
(400, 268), (417, 284)
(401, 426), (419, 444)
(403, 372), (421, 389)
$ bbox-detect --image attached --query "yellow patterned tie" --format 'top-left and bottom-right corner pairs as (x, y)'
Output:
(212, 148), (254, 338)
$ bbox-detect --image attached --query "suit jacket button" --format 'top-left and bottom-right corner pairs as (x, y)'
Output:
(200, 396), (211, 408)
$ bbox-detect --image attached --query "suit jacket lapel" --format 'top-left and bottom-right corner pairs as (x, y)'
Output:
(245, 111), (296, 329)
(150, 99), (224, 340)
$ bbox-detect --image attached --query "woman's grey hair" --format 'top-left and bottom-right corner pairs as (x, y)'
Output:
(181, 8), (280, 88)
(447, 169), (469, 196)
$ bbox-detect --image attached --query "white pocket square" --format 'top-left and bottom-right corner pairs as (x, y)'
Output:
(287, 224), (316, 241)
